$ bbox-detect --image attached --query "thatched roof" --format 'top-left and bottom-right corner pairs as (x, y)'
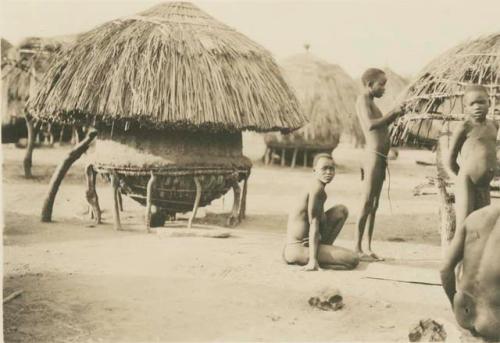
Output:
(28, 2), (305, 133)
(1, 35), (75, 123)
(1, 38), (13, 61)
(265, 52), (360, 149)
(391, 33), (500, 146)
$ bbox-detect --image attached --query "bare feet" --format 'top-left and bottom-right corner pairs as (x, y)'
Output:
(357, 251), (384, 262)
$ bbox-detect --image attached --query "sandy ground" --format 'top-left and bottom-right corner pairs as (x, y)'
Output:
(2, 143), (491, 342)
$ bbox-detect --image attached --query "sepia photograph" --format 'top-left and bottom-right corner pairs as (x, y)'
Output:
(1, 0), (500, 341)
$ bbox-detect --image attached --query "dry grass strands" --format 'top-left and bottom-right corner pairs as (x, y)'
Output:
(28, 2), (305, 133)
(392, 33), (500, 147)
(265, 52), (360, 150)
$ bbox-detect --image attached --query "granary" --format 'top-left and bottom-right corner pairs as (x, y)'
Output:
(29, 2), (305, 229)
(264, 51), (360, 167)
(391, 33), (500, 148)
(390, 32), (500, 251)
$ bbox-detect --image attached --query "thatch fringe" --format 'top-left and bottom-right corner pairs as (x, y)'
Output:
(265, 52), (360, 150)
(28, 2), (305, 133)
(391, 32), (500, 147)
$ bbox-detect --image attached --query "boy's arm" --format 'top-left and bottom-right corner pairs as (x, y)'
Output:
(440, 221), (466, 307)
(357, 96), (404, 131)
(304, 186), (323, 271)
(447, 122), (467, 176)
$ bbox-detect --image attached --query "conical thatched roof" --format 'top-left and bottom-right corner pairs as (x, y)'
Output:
(1, 38), (13, 61)
(1, 36), (75, 123)
(265, 52), (360, 149)
(391, 33), (500, 146)
(28, 2), (305, 132)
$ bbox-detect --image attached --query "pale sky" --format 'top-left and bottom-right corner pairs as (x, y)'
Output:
(1, 0), (499, 79)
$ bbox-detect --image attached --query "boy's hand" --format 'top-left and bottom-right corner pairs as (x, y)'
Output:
(302, 260), (321, 271)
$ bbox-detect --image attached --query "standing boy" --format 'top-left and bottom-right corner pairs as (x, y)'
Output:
(447, 85), (498, 231)
(284, 153), (359, 271)
(354, 68), (405, 261)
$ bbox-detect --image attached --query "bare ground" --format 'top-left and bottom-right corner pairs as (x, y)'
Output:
(2, 143), (488, 342)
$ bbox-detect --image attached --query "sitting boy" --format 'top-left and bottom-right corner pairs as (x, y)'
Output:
(440, 205), (500, 340)
(283, 153), (359, 271)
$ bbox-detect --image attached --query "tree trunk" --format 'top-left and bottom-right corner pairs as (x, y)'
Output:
(41, 129), (98, 222)
(23, 117), (40, 178)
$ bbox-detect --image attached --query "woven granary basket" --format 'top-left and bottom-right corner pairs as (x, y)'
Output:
(87, 128), (251, 215)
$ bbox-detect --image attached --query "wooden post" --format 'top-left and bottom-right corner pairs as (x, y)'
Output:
(226, 177), (241, 227)
(303, 150), (308, 167)
(188, 176), (202, 229)
(239, 173), (249, 221)
(23, 116), (40, 178)
(281, 148), (286, 167)
(59, 125), (65, 144)
(117, 192), (124, 212)
(85, 164), (101, 224)
(41, 129), (98, 222)
(145, 171), (156, 233)
(110, 173), (122, 231)
(291, 148), (298, 168)
(436, 125), (456, 257)
(264, 147), (271, 165)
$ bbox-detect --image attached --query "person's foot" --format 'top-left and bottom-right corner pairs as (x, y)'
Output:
(367, 251), (384, 262)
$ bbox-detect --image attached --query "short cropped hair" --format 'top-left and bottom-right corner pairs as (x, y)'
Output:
(361, 68), (385, 86)
(464, 84), (489, 96)
(313, 153), (334, 168)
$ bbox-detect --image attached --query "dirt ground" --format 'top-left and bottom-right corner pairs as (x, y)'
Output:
(2, 143), (490, 342)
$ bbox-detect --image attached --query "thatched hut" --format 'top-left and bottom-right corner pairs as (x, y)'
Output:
(264, 52), (361, 167)
(29, 2), (304, 229)
(391, 33), (500, 148)
(1, 36), (77, 145)
(1, 38), (13, 62)
(389, 32), (500, 252)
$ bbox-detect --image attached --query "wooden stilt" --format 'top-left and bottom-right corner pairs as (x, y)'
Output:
(145, 171), (156, 233)
(41, 129), (98, 222)
(226, 178), (241, 227)
(59, 125), (65, 144)
(264, 147), (271, 165)
(188, 176), (202, 229)
(291, 148), (298, 168)
(117, 191), (124, 212)
(303, 150), (308, 167)
(85, 164), (101, 224)
(239, 173), (249, 221)
(110, 173), (122, 231)
(281, 148), (286, 167)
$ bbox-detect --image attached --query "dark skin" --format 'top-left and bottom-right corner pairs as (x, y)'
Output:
(440, 205), (500, 340)
(284, 157), (359, 271)
(354, 73), (405, 261)
(447, 89), (498, 231)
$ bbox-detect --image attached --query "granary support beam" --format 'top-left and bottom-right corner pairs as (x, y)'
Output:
(23, 116), (41, 178)
(85, 164), (101, 224)
(145, 171), (157, 233)
(41, 129), (98, 222)
(188, 176), (202, 229)
(110, 173), (122, 230)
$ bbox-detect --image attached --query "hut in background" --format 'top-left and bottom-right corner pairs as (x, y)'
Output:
(390, 32), (500, 252)
(264, 52), (361, 167)
(30, 2), (305, 229)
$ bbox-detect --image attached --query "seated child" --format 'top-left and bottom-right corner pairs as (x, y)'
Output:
(440, 205), (500, 340)
(283, 153), (359, 271)
(447, 85), (498, 231)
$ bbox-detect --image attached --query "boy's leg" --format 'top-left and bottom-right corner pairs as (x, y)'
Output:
(321, 205), (349, 245)
(283, 244), (359, 270)
(366, 168), (385, 261)
(455, 174), (474, 233)
(355, 158), (378, 253)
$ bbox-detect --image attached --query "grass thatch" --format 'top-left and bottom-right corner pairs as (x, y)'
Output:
(391, 33), (500, 147)
(265, 52), (360, 150)
(2, 36), (76, 124)
(28, 2), (305, 133)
